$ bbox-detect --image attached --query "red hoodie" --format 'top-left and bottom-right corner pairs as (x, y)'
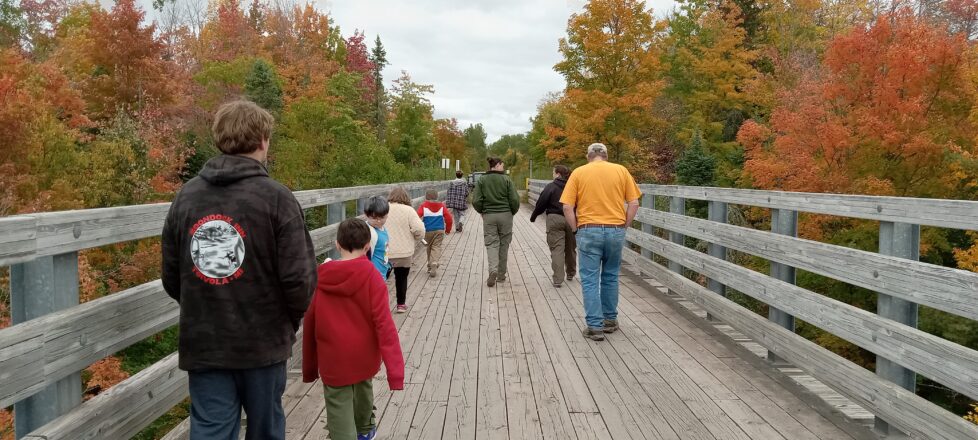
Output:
(302, 256), (404, 389)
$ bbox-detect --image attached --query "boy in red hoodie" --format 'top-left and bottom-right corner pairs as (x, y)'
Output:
(417, 189), (453, 277)
(303, 218), (404, 440)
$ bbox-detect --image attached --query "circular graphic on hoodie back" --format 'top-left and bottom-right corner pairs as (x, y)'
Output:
(190, 218), (246, 279)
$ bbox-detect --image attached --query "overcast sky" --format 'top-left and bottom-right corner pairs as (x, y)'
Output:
(321, 0), (677, 143)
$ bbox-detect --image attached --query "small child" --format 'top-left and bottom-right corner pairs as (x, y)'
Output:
(363, 196), (392, 280)
(303, 218), (404, 440)
(417, 189), (453, 277)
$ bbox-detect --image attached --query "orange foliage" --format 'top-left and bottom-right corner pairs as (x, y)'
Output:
(954, 232), (978, 273)
(0, 408), (11, 440)
(84, 356), (130, 400)
(740, 10), (975, 198)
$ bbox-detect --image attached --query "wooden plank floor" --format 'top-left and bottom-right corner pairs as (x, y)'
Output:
(286, 208), (874, 440)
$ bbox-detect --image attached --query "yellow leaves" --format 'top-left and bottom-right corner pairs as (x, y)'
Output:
(966, 403), (978, 425)
(954, 232), (978, 273)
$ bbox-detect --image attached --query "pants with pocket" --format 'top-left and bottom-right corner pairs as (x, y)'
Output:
(482, 212), (514, 276)
(425, 230), (445, 271)
(323, 379), (376, 440)
(546, 214), (577, 283)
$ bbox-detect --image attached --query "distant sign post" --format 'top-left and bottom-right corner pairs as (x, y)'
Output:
(456, 159), (461, 172)
(441, 158), (450, 180)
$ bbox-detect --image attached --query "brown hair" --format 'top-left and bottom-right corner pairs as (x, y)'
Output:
(336, 218), (371, 252)
(388, 186), (412, 205)
(554, 164), (570, 178)
(212, 100), (274, 155)
(426, 189), (438, 200)
(487, 157), (503, 170)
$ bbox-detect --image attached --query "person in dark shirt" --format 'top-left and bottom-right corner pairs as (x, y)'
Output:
(161, 100), (317, 440)
(530, 165), (576, 288)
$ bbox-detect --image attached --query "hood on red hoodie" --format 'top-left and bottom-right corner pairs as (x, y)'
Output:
(316, 256), (375, 296)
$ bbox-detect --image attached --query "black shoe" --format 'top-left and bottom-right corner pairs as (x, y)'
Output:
(603, 319), (619, 333)
(582, 327), (605, 341)
(497, 273), (507, 282)
(567, 274), (575, 281)
(487, 271), (497, 287)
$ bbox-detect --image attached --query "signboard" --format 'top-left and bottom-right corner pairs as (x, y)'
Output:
(456, 160), (461, 171)
(441, 158), (449, 169)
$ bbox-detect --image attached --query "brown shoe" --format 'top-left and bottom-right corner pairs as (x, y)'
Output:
(582, 327), (605, 341)
(603, 319), (619, 333)
(487, 271), (497, 287)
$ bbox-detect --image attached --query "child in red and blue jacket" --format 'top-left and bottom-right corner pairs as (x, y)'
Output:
(417, 189), (453, 277)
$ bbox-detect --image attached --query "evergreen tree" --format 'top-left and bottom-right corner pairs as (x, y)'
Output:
(244, 59), (283, 116)
(463, 123), (488, 169)
(675, 131), (716, 186)
(369, 35), (388, 140)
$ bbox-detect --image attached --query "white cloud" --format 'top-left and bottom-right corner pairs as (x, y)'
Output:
(321, 0), (677, 143)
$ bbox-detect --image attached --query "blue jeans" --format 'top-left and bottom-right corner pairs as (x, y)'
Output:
(188, 361), (287, 440)
(576, 227), (626, 329)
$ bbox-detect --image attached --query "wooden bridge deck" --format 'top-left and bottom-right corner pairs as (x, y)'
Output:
(279, 208), (872, 440)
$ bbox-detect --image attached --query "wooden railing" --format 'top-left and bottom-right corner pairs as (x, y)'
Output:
(0, 180), (448, 440)
(529, 179), (978, 440)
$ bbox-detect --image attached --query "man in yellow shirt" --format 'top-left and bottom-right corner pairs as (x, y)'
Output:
(560, 143), (642, 341)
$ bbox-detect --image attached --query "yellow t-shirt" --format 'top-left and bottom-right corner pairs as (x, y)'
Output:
(559, 161), (642, 226)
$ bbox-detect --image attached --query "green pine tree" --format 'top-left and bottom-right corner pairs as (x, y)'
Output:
(675, 131), (716, 187)
(244, 59), (283, 117)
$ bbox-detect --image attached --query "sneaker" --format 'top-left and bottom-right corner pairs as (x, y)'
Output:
(487, 271), (497, 287)
(429, 267), (437, 277)
(357, 427), (377, 440)
(582, 327), (605, 341)
(602, 319), (619, 333)
(396, 305), (407, 314)
(567, 274), (575, 281)
(457, 226), (463, 232)
(553, 281), (562, 288)
(497, 273), (507, 282)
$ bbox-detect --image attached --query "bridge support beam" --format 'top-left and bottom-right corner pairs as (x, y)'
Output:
(10, 252), (82, 439)
(706, 201), (728, 322)
(667, 197), (685, 295)
(875, 221), (919, 436)
(357, 197), (368, 216)
(640, 194), (654, 265)
(768, 208), (797, 364)
(327, 201), (346, 260)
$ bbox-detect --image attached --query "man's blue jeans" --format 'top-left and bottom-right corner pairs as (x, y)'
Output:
(576, 227), (626, 329)
(188, 361), (287, 440)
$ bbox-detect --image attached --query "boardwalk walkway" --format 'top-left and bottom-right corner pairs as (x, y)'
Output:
(279, 208), (874, 440)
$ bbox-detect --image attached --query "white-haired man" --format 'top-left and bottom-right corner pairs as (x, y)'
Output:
(559, 143), (641, 341)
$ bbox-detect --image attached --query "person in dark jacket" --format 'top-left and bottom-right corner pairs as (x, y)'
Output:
(530, 165), (576, 287)
(473, 157), (520, 287)
(161, 100), (317, 440)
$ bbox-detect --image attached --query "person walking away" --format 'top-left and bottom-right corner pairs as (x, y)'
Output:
(161, 100), (317, 440)
(363, 196), (392, 280)
(560, 143), (641, 342)
(445, 171), (470, 232)
(385, 186), (425, 313)
(418, 189), (453, 277)
(473, 157), (520, 287)
(530, 165), (576, 288)
(303, 218), (404, 440)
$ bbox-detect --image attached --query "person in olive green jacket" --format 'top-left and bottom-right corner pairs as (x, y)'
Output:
(473, 157), (521, 287)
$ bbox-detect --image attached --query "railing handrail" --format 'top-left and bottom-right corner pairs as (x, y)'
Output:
(528, 180), (978, 231)
(0, 180), (449, 439)
(0, 180), (445, 267)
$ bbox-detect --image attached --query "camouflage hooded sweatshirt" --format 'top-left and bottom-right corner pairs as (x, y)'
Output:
(162, 154), (317, 371)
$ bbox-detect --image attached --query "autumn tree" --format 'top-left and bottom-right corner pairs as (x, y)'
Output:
(548, 0), (666, 169)
(345, 30), (376, 114)
(434, 118), (469, 172)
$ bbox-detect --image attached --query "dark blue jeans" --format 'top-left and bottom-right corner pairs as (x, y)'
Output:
(577, 227), (626, 329)
(188, 361), (287, 440)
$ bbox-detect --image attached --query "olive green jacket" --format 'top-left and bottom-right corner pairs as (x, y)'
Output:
(472, 171), (520, 215)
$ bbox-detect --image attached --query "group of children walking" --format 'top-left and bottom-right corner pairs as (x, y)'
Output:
(302, 182), (465, 440)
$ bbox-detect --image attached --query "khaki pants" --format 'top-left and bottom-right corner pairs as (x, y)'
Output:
(546, 214), (577, 283)
(425, 230), (445, 271)
(323, 380), (375, 440)
(483, 212), (514, 276)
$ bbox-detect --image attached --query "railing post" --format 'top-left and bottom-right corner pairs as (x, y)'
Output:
(357, 197), (368, 216)
(641, 194), (654, 263)
(327, 201), (346, 259)
(668, 197), (685, 294)
(707, 201), (728, 321)
(875, 221), (919, 436)
(10, 252), (82, 438)
(768, 209), (797, 364)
